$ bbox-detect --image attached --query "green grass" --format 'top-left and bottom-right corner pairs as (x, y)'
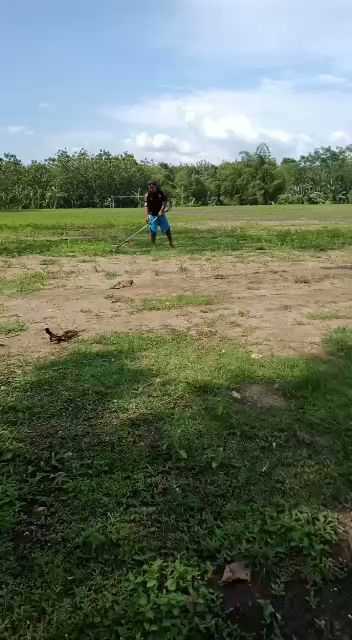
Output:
(1, 206), (352, 257)
(307, 310), (352, 321)
(1, 226), (352, 257)
(0, 320), (27, 336)
(1, 204), (352, 228)
(2, 328), (352, 638)
(0, 271), (49, 295)
(138, 294), (216, 311)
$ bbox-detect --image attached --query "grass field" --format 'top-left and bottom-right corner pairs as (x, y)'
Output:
(1, 203), (352, 228)
(1, 205), (352, 638)
(0, 204), (352, 257)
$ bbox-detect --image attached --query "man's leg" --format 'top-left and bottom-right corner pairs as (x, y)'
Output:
(166, 229), (174, 248)
(159, 214), (174, 248)
(149, 215), (158, 245)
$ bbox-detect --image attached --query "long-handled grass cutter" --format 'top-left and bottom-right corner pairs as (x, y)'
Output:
(112, 216), (158, 252)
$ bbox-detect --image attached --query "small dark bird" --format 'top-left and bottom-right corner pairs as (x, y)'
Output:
(45, 328), (80, 343)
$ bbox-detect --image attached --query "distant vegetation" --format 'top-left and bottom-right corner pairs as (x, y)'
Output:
(2, 143), (352, 210)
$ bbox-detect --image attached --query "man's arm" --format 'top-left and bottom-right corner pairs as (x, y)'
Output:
(158, 191), (167, 215)
(144, 194), (149, 222)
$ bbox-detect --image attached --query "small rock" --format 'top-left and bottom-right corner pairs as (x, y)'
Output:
(231, 390), (241, 400)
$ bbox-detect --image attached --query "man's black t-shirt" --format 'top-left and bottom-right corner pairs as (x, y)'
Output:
(144, 189), (167, 214)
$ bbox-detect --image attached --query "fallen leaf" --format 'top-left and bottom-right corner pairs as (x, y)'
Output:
(231, 390), (241, 400)
(221, 561), (251, 584)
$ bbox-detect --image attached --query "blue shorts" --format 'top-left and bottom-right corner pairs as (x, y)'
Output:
(148, 214), (171, 235)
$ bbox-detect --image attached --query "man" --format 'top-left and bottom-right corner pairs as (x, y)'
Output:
(144, 181), (174, 247)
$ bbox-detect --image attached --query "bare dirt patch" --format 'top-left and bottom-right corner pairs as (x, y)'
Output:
(1, 250), (352, 358)
(232, 383), (288, 409)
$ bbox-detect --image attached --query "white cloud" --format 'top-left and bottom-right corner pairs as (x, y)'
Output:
(6, 125), (34, 136)
(7, 126), (25, 134)
(103, 77), (352, 162)
(133, 132), (192, 155)
(330, 131), (351, 144)
(12, 75), (351, 164)
(317, 74), (350, 86)
(102, 101), (183, 130)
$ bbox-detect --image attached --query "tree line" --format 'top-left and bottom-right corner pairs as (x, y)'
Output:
(1, 143), (352, 210)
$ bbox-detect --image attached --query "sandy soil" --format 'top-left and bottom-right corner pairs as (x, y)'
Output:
(1, 250), (352, 359)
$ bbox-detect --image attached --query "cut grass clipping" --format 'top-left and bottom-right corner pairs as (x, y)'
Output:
(0, 320), (27, 336)
(139, 293), (215, 311)
(0, 271), (48, 295)
(2, 328), (352, 638)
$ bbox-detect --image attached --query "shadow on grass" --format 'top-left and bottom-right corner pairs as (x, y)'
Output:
(1, 330), (352, 638)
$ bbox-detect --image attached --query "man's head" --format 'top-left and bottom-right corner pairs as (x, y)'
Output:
(148, 181), (158, 193)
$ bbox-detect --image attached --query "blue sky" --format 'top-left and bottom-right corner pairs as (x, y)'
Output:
(1, 0), (352, 163)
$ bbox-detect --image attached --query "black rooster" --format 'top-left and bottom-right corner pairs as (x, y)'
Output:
(45, 328), (80, 343)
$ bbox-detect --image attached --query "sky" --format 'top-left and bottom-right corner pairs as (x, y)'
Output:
(1, 0), (352, 164)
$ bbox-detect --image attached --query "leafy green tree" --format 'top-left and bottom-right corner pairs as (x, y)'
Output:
(2, 143), (352, 210)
